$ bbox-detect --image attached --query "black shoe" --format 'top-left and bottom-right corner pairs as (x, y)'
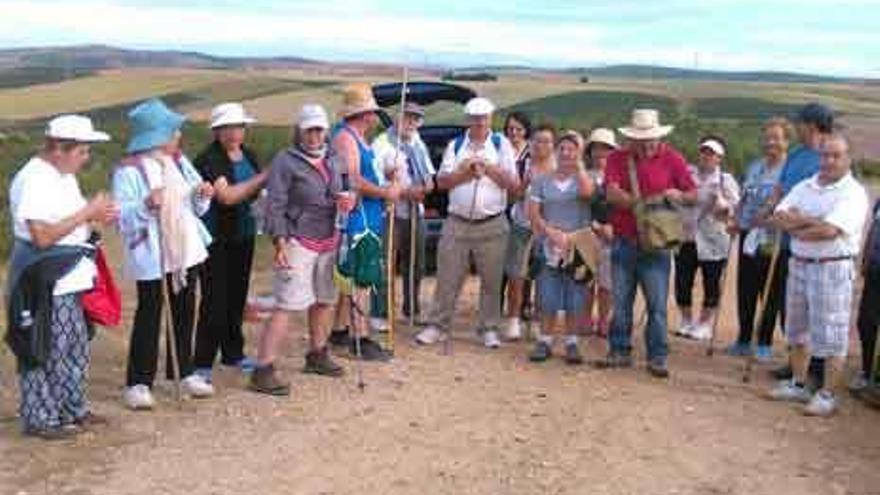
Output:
(304, 347), (345, 377)
(564, 343), (584, 365)
(592, 353), (634, 369)
(351, 337), (392, 362)
(647, 360), (670, 379)
(328, 328), (351, 348)
(529, 341), (552, 362)
(770, 364), (793, 381)
(24, 425), (80, 441)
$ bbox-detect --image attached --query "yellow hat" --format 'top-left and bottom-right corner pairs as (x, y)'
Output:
(340, 83), (381, 119)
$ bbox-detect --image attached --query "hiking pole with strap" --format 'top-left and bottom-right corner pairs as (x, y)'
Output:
(742, 240), (782, 382)
(706, 234), (739, 357)
(338, 172), (367, 392)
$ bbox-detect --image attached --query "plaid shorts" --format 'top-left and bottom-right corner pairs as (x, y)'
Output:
(785, 258), (854, 357)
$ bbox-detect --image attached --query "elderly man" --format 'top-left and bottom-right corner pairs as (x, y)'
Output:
(372, 102), (436, 325)
(766, 134), (868, 416)
(600, 109), (697, 378)
(768, 103), (836, 383)
(416, 97), (519, 348)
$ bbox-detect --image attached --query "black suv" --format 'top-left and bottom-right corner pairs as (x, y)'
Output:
(372, 81), (477, 274)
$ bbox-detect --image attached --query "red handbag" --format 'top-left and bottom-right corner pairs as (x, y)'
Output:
(82, 246), (122, 327)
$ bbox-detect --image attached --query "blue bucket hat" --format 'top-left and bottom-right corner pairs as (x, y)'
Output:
(126, 98), (186, 154)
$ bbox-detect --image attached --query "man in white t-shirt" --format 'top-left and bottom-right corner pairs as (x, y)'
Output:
(416, 97), (520, 349)
(8, 115), (117, 439)
(766, 134), (869, 417)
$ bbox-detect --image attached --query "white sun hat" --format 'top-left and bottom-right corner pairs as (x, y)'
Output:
(586, 128), (619, 149)
(210, 102), (257, 129)
(464, 97), (496, 116)
(45, 115), (110, 142)
(296, 103), (330, 130)
(699, 138), (726, 156)
(618, 109), (674, 140)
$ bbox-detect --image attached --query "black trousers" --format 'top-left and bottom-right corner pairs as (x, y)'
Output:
(735, 232), (787, 346)
(194, 239), (254, 368)
(395, 216), (426, 318)
(126, 267), (199, 387)
(857, 267), (880, 378)
(674, 241), (726, 309)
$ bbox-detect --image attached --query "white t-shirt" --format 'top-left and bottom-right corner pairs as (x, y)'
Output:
(440, 131), (517, 220)
(775, 173), (869, 258)
(9, 156), (96, 295)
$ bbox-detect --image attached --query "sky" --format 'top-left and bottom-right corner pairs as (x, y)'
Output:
(1, 0), (879, 77)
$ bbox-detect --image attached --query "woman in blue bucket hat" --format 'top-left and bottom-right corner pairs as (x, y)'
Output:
(111, 98), (217, 410)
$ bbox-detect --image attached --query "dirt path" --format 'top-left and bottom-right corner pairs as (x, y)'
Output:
(2, 272), (879, 495)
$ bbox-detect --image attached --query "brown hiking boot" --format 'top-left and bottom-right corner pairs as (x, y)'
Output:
(248, 364), (291, 396)
(304, 347), (344, 377)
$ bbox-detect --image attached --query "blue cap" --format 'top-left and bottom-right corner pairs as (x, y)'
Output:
(126, 98), (186, 154)
(794, 103), (834, 132)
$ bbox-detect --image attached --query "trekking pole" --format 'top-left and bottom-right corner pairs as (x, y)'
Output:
(741, 240), (782, 382)
(706, 234), (739, 357)
(350, 290), (366, 392)
(385, 66), (409, 355)
(155, 211), (183, 402)
(408, 202), (417, 329)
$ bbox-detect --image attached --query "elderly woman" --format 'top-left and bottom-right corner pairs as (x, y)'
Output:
(727, 118), (792, 359)
(193, 103), (268, 380)
(113, 98), (216, 410)
(250, 104), (354, 396)
(7, 115), (117, 439)
(527, 130), (594, 364)
(674, 135), (741, 341)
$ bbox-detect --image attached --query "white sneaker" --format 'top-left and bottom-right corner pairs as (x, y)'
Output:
(483, 330), (502, 349)
(370, 318), (389, 332)
(767, 379), (811, 403)
(848, 372), (869, 393)
(804, 390), (838, 417)
(123, 384), (155, 410)
(689, 322), (712, 341)
(415, 325), (447, 345)
(181, 374), (215, 398)
(675, 320), (694, 338)
(504, 318), (522, 341)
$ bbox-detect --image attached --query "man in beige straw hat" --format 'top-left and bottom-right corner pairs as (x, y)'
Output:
(599, 109), (697, 378)
(328, 83), (402, 362)
(415, 96), (520, 349)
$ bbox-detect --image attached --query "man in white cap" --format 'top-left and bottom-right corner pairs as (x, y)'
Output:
(416, 97), (520, 349)
(600, 109), (697, 378)
(8, 115), (118, 438)
(372, 102), (436, 323)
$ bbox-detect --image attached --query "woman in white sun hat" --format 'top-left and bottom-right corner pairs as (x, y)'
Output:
(582, 127), (618, 338)
(8, 115), (118, 439)
(192, 102), (268, 381)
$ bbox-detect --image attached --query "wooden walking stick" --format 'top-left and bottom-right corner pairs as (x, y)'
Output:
(741, 240), (782, 382)
(155, 211), (183, 402)
(385, 66), (410, 355)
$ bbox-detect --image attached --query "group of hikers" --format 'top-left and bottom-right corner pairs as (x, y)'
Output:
(5, 80), (880, 441)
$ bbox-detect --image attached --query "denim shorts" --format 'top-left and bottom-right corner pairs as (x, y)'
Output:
(537, 265), (588, 316)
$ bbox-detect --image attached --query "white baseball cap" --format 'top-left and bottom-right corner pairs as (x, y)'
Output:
(45, 115), (110, 142)
(297, 103), (330, 130)
(464, 97), (496, 117)
(210, 102), (256, 129)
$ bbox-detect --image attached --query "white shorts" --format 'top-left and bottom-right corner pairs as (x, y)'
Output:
(272, 239), (338, 311)
(785, 258), (854, 358)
